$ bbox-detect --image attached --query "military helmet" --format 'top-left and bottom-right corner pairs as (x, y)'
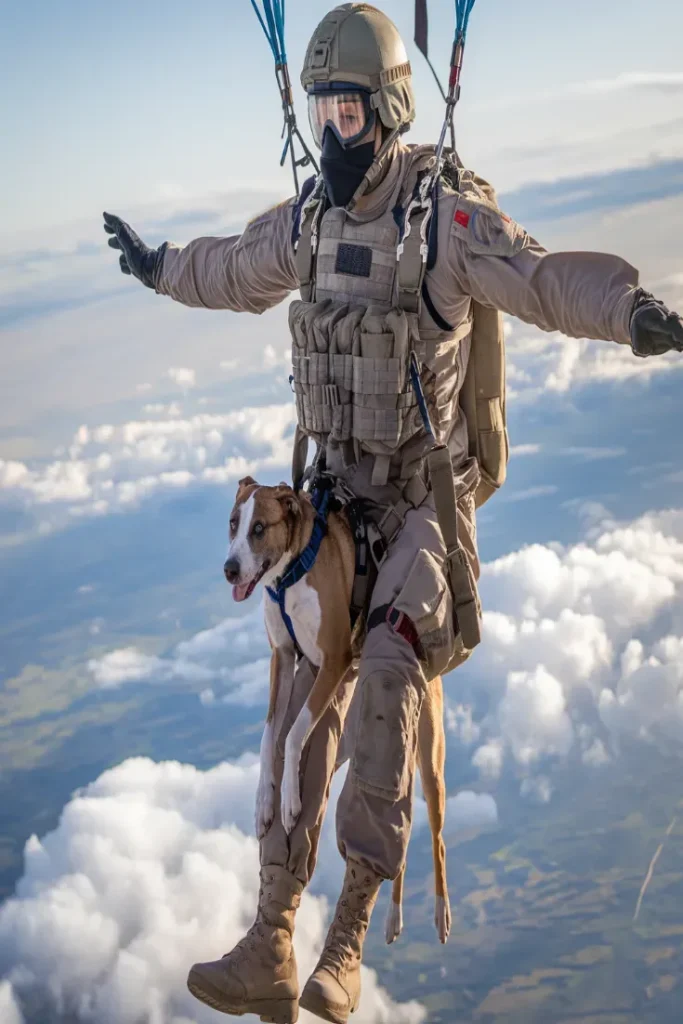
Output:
(301, 4), (416, 137)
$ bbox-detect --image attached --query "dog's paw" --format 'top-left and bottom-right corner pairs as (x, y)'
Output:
(280, 750), (302, 835)
(255, 777), (275, 839)
(385, 901), (403, 945)
(435, 895), (451, 944)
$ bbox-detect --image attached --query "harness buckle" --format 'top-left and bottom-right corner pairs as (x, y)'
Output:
(366, 522), (388, 570)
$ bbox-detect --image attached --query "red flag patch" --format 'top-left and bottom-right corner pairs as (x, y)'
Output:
(454, 209), (470, 228)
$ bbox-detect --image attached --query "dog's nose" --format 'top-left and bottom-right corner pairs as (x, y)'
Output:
(224, 557), (240, 583)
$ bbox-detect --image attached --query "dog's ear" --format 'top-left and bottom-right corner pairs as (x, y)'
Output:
(274, 485), (299, 518)
(236, 475), (257, 499)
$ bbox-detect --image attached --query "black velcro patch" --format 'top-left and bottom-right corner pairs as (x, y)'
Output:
(335, 243), (372, 277)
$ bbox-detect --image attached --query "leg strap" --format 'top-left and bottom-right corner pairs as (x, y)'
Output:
(428, 445), (481, 651)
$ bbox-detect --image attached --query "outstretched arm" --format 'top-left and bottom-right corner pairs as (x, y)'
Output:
(103, 195), (302, 314)
(446, 193), (640, 345)
(156, 199), (300, 313)
(444, 192), (683, 357)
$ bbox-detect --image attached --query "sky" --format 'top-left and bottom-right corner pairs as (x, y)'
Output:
(3, 0), (683, 240)
(2, 3), (683, 1023)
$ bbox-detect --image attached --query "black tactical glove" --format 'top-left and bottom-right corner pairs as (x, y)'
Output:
(102, 212), (165, 290)
(630, 290), (683, 357)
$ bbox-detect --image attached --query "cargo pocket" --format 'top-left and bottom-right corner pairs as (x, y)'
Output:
(391, 548), (456, 681)
(353, 670), (420, 802)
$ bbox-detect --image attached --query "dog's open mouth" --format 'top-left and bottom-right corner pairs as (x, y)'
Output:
(232, 559), (271, 603)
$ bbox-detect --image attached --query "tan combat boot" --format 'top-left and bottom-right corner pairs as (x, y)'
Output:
(300, 859), (383, 1024)
(187, 864), (303, 1023)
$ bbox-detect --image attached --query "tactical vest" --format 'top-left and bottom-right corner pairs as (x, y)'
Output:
(290, 145), (509, 508)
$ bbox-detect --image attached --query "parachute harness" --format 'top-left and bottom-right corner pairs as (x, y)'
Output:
(399, 0), (479, 272)
(250, 0), (319, 194)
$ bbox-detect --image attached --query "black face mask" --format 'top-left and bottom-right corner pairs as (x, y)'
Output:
(319, 127), (376, 208)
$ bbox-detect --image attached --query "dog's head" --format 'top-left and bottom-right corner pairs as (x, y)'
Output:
(224, 476), (300, 602)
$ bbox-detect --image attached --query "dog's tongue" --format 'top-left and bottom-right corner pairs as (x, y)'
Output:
(232, 582), (251, 602)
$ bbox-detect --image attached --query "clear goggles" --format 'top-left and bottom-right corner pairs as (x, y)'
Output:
(307, 86), (375, 149)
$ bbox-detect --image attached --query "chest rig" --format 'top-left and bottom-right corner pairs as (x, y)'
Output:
(288, 147), (484, 656)
(290, 146), (469, 490)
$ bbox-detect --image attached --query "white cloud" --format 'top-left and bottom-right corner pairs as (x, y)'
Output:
(88, 602), (271, 704)
(425, 791), (498, 836)
(501, 485), (558, 503)
(0, 403), (296, 532)
(509, 443), (541, 456)
(167, 367), (196, 389)
(558, 446), (626, 461)
(88, 647), (215, 689)
(520, 776), (554, 804)
(599, 634), (683, 744)
(445, 702), (481, 746)
(263, 345), (289, 370)
(471, 741), (504, 781)
(0, 981), (24, 1024)
(466, 507), (683, 796)
(498, 667), (574, 767)
(0, 757), (425, 1024)
(505, 320), (683, 403)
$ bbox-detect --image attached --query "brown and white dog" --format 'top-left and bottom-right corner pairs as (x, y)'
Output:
(224, 475), (452, 944)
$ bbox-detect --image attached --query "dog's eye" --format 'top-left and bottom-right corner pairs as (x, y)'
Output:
(229, 517), (238, 533)
(252, 521), (265, 537)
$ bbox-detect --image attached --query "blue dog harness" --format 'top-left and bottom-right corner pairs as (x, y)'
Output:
(266, 485), (331, 657)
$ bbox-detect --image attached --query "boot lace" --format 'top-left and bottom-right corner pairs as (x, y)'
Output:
(319, 868), (375, 976)
(222, 876), (275, 969)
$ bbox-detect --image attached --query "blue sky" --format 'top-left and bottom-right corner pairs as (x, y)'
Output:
(3, 0), (683, 238)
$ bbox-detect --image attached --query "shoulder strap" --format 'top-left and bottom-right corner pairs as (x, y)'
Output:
(294, 181), (325, 302)
(396, 172), (435, 315)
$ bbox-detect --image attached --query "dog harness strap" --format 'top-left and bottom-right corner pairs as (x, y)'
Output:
(266, 485), (331, 655)
(266, 584), (303, 658)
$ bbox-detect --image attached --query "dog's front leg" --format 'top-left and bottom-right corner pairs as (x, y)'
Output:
(256, 645), (295, 839)
(281, 650), (351, 835)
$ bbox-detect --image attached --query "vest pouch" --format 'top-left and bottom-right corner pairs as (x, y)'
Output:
(289, 299), (423, 459)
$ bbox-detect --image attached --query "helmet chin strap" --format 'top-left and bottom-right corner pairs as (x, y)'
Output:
(346, 125), (405, 211)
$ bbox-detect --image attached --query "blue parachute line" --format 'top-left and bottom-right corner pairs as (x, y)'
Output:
(250, 0), (287, 64)
(455, 0), (477, 38)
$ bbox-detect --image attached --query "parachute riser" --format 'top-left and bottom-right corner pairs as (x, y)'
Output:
(434, 31), (465, 176)
(251, 0), (319, 196)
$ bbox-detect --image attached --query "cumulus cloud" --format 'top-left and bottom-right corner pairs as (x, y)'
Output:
(505, 320), (683, 402)
(599, 635), (683, 744)
(0, 757), (425, 1024)
(498, 667), (574, 767)
(465, 507), (683, 794)
(0, 403), (296, 534)
(88, 647), (215, 689)
(413, 791), (498, 836)
(88, 601), (271, 705)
